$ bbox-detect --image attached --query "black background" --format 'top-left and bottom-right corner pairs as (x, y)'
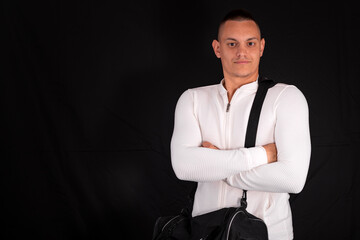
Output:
(3, 1), (360, 239)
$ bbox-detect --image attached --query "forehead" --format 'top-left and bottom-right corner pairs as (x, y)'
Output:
(219, 20), (260, 41)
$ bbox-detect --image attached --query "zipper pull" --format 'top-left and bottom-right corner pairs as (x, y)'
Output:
(226, 103), (231, 112)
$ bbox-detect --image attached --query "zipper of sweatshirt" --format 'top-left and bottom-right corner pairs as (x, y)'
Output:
(226, 103), (231, 112)
(220, 102), (231, 207)
(225, 101), (231, 154)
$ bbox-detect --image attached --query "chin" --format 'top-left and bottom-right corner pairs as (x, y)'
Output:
(233, 72), (253, 78)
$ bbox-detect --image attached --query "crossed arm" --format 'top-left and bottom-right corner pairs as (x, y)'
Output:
(171, 90), (274, 182)
(202, 141), (278, 164)
(171, 87), (311, 193)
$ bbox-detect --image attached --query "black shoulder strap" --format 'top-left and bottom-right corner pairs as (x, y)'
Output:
(241, 76), (276, 207)
(244, 77), (276, 148)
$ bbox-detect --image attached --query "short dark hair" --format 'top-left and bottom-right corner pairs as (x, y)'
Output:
(218, 9), (261, 39)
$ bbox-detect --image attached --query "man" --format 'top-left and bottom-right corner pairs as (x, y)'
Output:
(170, 9), (311, 240)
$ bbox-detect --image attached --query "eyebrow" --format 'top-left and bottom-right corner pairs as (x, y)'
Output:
(225, 37), (259, 41)
(225, 38), (238, 41)
(246, 37), (259, 41)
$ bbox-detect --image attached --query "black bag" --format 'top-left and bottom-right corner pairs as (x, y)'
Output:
(153, 78), (276, 240)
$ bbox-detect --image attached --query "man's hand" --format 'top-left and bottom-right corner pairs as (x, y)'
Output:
(263, 143), (277, 163)
(201, 141), (219, 150)
(202, 141), (277, 164)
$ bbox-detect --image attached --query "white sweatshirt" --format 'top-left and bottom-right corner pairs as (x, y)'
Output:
(170, 79), (311, 240)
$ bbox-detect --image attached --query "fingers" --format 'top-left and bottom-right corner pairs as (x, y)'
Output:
(202, 141), (211, 148)
(263, 143), (277, 163)
(202, 141), (219, 150)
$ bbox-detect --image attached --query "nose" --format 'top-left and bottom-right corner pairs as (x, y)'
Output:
(236, 44), (247, 57)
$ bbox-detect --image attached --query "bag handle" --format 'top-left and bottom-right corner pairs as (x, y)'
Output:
(241, 76), (276, 207)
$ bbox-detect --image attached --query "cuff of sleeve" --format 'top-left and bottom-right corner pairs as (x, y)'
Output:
(247, 146), (268, 169)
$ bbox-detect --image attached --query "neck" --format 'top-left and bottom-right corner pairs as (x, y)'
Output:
(223, 73), (259, 102)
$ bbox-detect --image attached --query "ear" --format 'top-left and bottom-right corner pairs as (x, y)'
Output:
(212, 39), (221, 58)
(260, 38), (265, 57)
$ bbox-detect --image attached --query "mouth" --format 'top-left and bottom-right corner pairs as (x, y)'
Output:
(234, 60), (251, 64)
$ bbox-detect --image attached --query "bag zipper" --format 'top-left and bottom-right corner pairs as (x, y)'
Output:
(161, 215), (180, 232)
(226, 210), (265, 240)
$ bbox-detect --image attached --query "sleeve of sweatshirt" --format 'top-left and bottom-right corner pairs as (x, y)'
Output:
(226, 86), (311, 193)
(171, 89), (268, 182)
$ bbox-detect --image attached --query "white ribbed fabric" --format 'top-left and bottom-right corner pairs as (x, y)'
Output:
(170, 79), (311, 240)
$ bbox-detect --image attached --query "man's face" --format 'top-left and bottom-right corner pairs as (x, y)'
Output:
(212, 20), (265, 80)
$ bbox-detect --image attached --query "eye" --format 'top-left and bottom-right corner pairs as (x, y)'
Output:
(228, 42), (237, 47)
(247, 42), (256, 47)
